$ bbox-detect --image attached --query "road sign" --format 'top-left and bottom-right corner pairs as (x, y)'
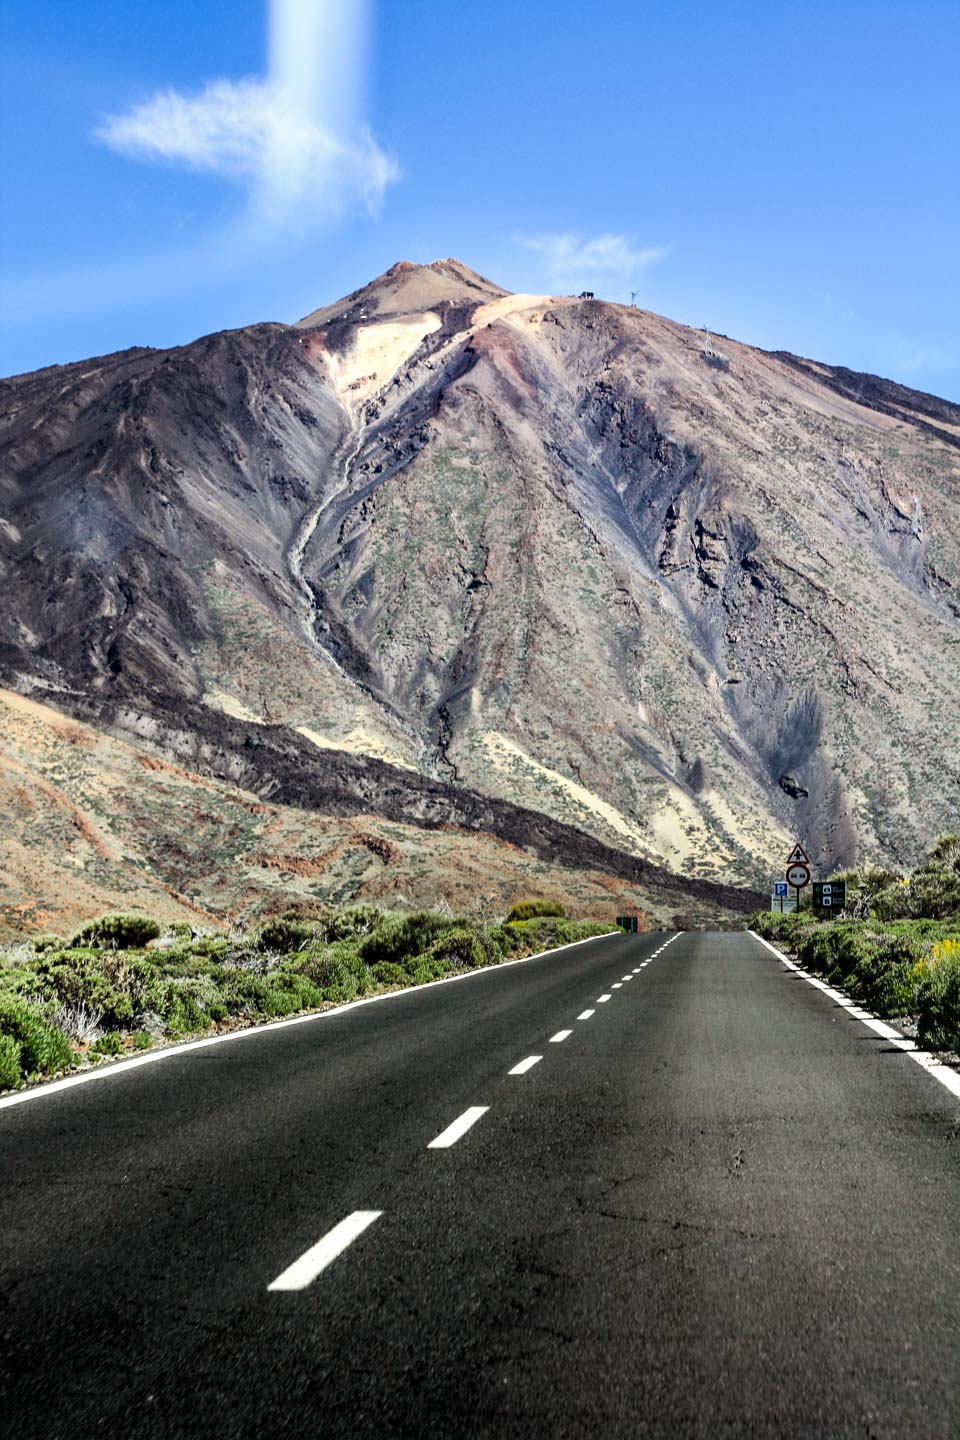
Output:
(770, 893), (798, 913)
(773, 881), (788, 897)
(785, 862), (811, 888)
(787, 843), (811, 865)
(812, 881), (846, 912)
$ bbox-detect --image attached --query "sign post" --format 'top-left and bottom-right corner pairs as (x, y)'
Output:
(785, 843), (811, 911)
(812, 881), (846, 915)
(770, 881), (797, 914)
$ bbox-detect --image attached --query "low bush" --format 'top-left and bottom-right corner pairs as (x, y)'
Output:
(370, 961), (409, 987)
(359, 912), (456, 969)
(0, 994), (73, 1077)
(505, 899), (566, 923)
(254, 917), (317, 953)
(92, 1031), (124, 1056)
(132, 1030), (152, 1050)
(0, 1033), (23, 1090)
(34, 949), (155, 1029)
(424, 927), (488, 970)
(70, 914), (161, 950)
(916, 949), (960, 1051)
(319, 906), (385, 941)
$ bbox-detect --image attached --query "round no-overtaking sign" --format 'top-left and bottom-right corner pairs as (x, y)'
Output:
(786, 862), (811, 887)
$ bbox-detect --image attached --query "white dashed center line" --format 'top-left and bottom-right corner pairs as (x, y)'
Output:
(509, 1055), (543, 1075)
(597, 994), (612, 1003)
(577, 1009), (595, 1020)
(612, 982), (623, 989)
(549, 1030), (572, 1043)
(267, 1211), (382, 1291)
(428, 1105), (489, 1149)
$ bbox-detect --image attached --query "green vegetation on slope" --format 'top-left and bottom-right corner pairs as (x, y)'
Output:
(749, 835), (960, 1054)
(0, 901), (610, 1091)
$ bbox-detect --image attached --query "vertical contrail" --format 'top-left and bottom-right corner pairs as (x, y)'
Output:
(269, 0), (370, 128)
(261, 0), (372, 214)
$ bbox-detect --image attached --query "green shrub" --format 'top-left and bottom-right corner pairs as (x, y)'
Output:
(0, 1033), (23, 1089)
(405, 957), (445, 985)
(164, 991), (211, 1036)
(425, 927), (487, 969)
(34, 950), (154, 1029)
(70, 915), (161, 949)
(359, 912), (456, 969)
(371, 961), (409, 987)
(916, 951), (960, 1051)
(186, 936), (229, 959)
(927, 834), (960, 873)
(320, 906), (385, 941)
(92, 1031), (124, 1056)
(266, 973), (325, 1013)
(132, 1030), (152, 1050)
(0, 994), (73, 1076)
(505, 899), (566, 923)
(254, 917), (317, 953)
(795, 924), (842, 973)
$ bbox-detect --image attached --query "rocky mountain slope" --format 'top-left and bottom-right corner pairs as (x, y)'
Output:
(4, 687), (738, 942)
(2, 258), (958, 907)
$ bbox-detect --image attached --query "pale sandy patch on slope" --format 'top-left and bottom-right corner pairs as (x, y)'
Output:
(203, 688), (265, 725)
(472, 293), (554, 328)
(329, 315), (441, 404)
(296, 725), (417, 772)
(480, 730), (650, 854)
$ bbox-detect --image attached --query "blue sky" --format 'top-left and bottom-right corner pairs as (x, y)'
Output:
(2, 0), (958, 400)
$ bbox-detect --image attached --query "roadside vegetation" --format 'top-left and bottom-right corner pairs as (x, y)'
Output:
(0, 902), (611, 1092)
(750, 835), (960, 1054)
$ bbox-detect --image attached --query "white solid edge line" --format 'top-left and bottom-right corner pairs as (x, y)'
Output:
(549, 1030), (572, 1043)
(508, 1055), (542, 1075)
(749, 931), (960, 1102)
(0, 930), (621, 1113)
(577, 1009), (595, 1020)
(267, 1211), (382, 1291)
(428, 1105), (489, 1149)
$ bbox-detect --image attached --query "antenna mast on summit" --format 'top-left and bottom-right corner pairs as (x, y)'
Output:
(630, 290), (637, 307)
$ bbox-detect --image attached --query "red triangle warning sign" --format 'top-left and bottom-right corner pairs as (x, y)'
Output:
(787, 842), (810, 865)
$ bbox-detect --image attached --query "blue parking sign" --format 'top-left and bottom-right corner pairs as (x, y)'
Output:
(774, 882), (788, 897)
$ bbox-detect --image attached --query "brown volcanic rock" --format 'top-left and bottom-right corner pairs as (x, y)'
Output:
(2, 260), (959, 900)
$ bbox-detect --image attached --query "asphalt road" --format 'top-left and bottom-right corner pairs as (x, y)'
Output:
(2, 930), (959, 1439)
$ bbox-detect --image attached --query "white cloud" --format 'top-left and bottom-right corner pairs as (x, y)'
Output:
(518, 232), (670, 285)
(97, 78), (397, 225)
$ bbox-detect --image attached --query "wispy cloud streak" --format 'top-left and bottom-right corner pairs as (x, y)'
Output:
(517, 232), (669, 290)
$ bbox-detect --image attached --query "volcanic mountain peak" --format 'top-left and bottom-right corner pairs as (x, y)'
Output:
(295, 257), (509, 330)
(3, 257), (960, 917)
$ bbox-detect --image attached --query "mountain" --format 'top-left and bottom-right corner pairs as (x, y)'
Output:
(1, 259), (958, 930)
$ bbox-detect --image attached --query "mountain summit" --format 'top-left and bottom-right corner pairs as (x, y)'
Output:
(2, 263), (958, 913)
(296, 258), (509, 328)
